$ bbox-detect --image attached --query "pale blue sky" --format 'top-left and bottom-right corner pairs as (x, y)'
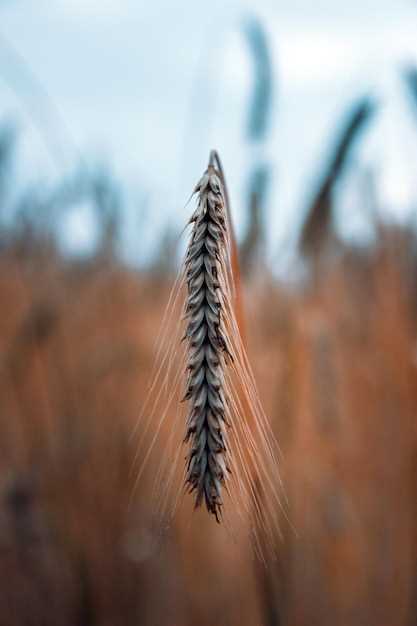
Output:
(1, 0), (417, 265)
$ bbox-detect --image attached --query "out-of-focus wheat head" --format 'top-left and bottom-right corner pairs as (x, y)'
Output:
(133, 150), (283, 552)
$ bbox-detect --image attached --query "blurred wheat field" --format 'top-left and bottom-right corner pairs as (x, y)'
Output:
(0, 215), (416, 625)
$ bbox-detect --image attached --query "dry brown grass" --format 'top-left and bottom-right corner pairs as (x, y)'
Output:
(0, 220), (417, 625)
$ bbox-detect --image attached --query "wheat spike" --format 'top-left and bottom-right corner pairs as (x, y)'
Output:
(133, 150), (284, 553)
(182, 151), (232, 521)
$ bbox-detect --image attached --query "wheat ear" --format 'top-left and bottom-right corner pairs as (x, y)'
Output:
(182, 151), (232, 521)
(134, 150), (283, 551)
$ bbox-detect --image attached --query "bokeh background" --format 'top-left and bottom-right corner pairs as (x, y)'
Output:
(1, 1), (417, 624)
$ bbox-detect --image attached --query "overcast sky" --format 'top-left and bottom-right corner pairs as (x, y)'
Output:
(1, 0), (417, 264)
